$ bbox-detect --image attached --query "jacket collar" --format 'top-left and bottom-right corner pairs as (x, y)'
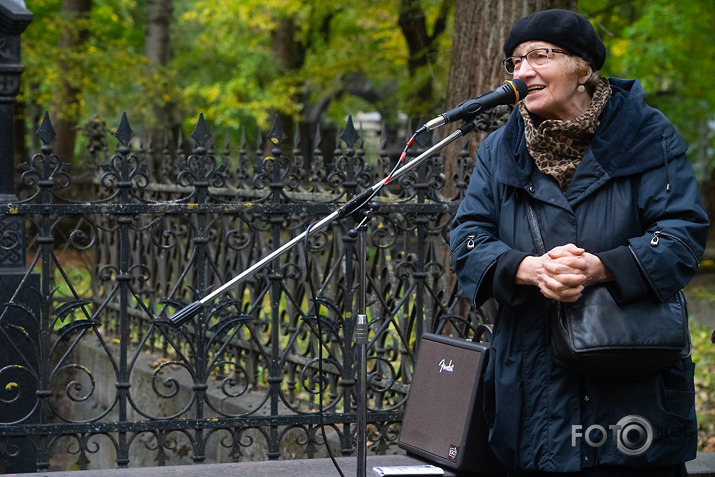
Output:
(495, 78), (687, 187)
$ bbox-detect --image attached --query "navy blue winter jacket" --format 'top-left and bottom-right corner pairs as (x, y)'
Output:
(450, 78), (709, 472)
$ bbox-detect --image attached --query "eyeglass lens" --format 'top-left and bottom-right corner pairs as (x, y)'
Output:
(504, 48), (554, 74)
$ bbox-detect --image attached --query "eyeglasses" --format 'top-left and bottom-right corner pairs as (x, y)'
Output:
(503, 48), (569, 74)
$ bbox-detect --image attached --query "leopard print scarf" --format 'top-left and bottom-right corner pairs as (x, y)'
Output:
(519, 78), (611, 192)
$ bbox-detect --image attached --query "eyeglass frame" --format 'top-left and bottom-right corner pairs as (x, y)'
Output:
(503, 48), (570, 74)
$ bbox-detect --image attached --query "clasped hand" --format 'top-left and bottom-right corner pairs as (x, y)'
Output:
(515, 244), (613, 303)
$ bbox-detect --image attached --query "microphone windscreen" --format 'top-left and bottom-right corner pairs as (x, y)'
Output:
(507, 79), (528, 102)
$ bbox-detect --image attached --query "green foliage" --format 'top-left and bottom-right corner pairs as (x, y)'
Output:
(172, 0), (287, 130)
(19, 0), (713, 173)
(690, 318), (715, 450)
(23, 0), (185, 128)
(173, 0), (451, 131)
(22, 0), (452, 143)
(580, 0), (715, 178)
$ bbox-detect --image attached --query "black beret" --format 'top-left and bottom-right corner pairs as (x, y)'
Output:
(503, 9), (606, 70)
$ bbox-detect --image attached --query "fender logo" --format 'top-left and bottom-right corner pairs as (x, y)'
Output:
(438, 359), (454, 373)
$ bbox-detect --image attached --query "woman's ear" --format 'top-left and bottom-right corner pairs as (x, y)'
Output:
(579, 66), (593, 85)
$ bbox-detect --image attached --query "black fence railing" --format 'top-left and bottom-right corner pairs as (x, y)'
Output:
(0, 108), (509, 472)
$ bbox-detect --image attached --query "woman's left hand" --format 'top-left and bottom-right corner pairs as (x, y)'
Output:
(538, 244), (613, 302)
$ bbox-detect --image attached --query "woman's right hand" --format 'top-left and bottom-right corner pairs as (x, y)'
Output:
(516, 244), (591, 302)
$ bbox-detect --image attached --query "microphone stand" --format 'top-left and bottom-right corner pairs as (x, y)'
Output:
(352, 210), (371, 477)
(167, 119), (479, 477)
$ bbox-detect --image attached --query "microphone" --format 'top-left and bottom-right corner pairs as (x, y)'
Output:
(421, 79), (528, 131)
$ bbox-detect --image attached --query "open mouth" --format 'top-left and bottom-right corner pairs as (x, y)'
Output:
(528, 86), (545, 95)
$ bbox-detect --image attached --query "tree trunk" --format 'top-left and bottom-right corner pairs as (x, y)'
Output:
(398, 0), (452, 119)
(145, 0), (172, 66)
(270, 15), (307, 158)
(52, 0), (92, 166)
(13, 96), (28, 173)
(145, 0), (174, 177)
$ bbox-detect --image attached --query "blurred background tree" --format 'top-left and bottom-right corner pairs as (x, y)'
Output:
(18, 0), (715, 222)
(20, 0), (454, 165)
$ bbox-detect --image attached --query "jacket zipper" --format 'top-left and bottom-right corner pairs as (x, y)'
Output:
(448, 234), (476, 260)
(649, 230), (700, 266)
(451, 234), (489, 307)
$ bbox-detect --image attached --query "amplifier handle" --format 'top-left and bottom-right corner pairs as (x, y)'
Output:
(474, 323), (493, 343)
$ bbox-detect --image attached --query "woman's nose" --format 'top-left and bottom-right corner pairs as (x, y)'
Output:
(514, 61), (535, 79)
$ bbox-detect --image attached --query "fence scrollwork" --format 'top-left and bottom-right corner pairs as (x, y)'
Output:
(0, 107), (510, 471)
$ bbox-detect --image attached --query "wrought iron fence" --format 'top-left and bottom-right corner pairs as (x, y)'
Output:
(0, 108), (508, 472)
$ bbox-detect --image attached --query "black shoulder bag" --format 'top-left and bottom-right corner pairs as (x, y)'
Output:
(524, 195), (690, 381)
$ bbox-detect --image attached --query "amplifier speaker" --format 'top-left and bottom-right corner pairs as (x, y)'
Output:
(398, 333), (505, 476)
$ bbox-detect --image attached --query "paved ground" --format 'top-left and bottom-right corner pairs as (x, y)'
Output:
(4, 452), (715, 477)
(4, 454), (459, 477)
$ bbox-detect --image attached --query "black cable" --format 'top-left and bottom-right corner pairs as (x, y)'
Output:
(341, 130), (420, 222)
(303, 222), (346, 477)
(384, 130), (419, 187)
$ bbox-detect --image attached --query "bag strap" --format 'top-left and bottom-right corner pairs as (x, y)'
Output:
(523, 193), (546, 255)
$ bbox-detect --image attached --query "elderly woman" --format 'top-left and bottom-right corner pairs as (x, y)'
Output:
(450, 9), (709, 477)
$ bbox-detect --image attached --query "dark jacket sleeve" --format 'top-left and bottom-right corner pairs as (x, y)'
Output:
(492, 249), (532, 306)
(594, 245), (652, 303)
(626, 131), (709, 300)
(450, 130), (514, 308)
